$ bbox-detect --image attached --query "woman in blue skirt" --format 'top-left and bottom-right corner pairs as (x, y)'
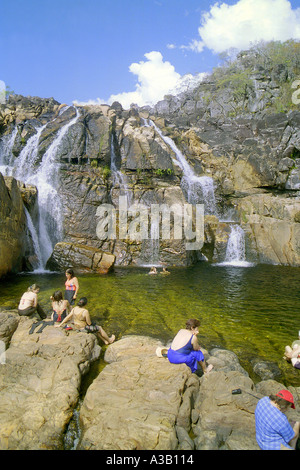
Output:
(167, 319), (213, 376)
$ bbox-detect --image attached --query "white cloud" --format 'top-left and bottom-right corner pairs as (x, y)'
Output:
(180, 39), (205, 53)
(183, 0), (300, 54)
(107, 51), (181, 109)
(75, 51), (181, 109)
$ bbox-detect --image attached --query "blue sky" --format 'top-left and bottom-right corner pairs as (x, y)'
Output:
(1, 0), (300, 108)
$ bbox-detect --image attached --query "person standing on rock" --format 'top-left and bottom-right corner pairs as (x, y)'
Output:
(255, 389), (300, 450)
(64, 268), (79, 306)
(167, 318), (213, 376)
(18, 284), (47, 319)
(55, 297), (115, 345)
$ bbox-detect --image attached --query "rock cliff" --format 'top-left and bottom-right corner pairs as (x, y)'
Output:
(0, 174), (33, 277)
(0, 41), (300, 275)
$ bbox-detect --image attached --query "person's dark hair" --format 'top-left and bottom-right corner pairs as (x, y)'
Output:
(186, 319), (200, 330)
(65, 268), (74, 278)
(77, 297), (88, 307)
(269, 394), (292, 412)
(52, 290), (63, 302)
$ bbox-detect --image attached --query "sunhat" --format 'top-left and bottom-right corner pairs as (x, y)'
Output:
(156, 347), (168, 358)
(276, 389), (295, 408)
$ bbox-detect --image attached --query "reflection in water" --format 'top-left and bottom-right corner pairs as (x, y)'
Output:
(0, 263), (299, 385)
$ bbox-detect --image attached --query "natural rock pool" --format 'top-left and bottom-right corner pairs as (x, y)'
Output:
(1, 262), (299, 386)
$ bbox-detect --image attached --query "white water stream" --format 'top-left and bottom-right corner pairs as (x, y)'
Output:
(217, 224), (253, 267)
(146, 119), (251, 266)
(148, 119), (217, 215)
(110, 134), (132, 206)
(0, 107), (80, 269)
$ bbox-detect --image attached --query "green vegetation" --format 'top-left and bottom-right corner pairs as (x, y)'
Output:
(197, 40), (300, 116)
(154, 168), (174, 177)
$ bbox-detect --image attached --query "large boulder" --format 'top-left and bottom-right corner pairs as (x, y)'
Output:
(0, 174), (27, 278)
(79, 336), (196, 450)
(235, 193), (300, 265)
(0, 311), (101, 450)
(46, 242), (116, 274)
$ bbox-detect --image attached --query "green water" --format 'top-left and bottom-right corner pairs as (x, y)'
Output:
(1, 263), (299, 386)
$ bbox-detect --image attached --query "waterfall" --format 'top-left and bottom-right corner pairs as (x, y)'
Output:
(24, 207), (43, 271)
(219, 225), (253, 267)
(0, 126), (18, 175)
(0, 107), (80, 268)
(29, 107), (80, 265)
(110, 134), (132, 206)
(146, 119), (254, 267)
(14, 124), (48, 181)
(148, 120), (217, 215)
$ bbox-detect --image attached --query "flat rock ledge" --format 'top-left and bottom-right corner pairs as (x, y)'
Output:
(0, 311), (299, 450)
(79, 336), (300, 451)
(0, 310), (101, 450)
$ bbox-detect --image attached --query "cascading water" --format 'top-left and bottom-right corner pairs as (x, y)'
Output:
(0, 106), (80, 269)
(29, 108), (80, 265)
(219, 224), (253, 267)
(148, 120), (217, 215)
(110, 134), (132, 206)
(145, 119), (253, 266)
(0, 126), (18, 175)
(24, 207), (43, 271)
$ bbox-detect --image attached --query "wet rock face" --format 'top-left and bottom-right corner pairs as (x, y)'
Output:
(46, 242), (116, 274)
(1, 73), (300, 274)
(0, 174), (27, 277)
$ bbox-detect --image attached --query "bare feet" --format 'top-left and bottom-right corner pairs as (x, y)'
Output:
(204, 364), (213, 374)
(108, 334), (115, 344)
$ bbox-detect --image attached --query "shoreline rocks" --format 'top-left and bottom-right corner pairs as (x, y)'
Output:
(0, 310), (101, 450)
(0, 312), (299, 450)
(79, 336), (300, 451)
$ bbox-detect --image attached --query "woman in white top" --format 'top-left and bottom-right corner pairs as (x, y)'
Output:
(18, 284), (47, 319)
(56, 297), (115, 344)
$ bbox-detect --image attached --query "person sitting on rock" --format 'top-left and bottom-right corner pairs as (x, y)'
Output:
(18, 284), (47, 320)
(55, 297), (115, 344)
(50, 290), (71, 324)
(167, 318), (213, 376)
(255, 389), (300, 450)
(284, 342), (300, 370)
